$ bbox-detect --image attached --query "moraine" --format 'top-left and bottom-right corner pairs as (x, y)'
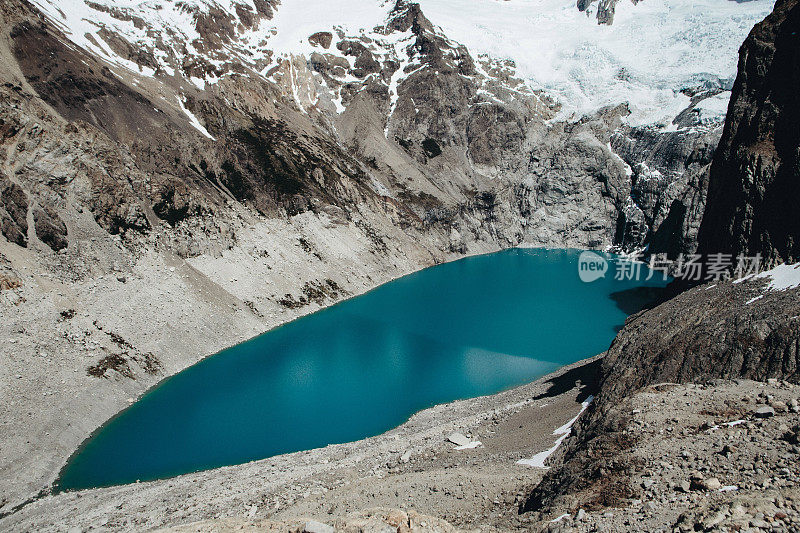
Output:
(57, 248), (668, 491)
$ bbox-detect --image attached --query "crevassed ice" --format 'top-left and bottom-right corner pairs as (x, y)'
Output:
(416, 0), (775, 124)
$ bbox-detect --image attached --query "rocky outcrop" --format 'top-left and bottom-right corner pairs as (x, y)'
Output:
(577, 0), (642, 26)
(32, 205), (67, 251)
(695, 0), (800, 266)
(0, 176), (28, 247)
(598, 284), (800, 408)
(609, 102), (723, 255)
(525, 379), (800, 529)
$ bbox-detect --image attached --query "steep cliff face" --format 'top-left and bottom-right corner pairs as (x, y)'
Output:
(696, 0), (800, 265)
(610, 104), (722, 255)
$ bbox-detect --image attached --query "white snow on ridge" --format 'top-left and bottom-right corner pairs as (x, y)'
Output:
(755, 262), (800, 292)
(694, 91), (732, 123)
(263, 0), (390, 58)
(176, 96), (215, 140)
(31, 0), (162, 76)
(740, 262), (800, 305)
(416, 0), (775, 124)
(29, 0), (774, 126)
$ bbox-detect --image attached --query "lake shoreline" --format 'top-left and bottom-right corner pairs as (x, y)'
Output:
(2, 236), (615, 527)
(57, 248), (650, 492)
(1, 351), (604, 531)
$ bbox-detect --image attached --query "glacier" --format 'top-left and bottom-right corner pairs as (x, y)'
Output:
(30, 0), (775, 125)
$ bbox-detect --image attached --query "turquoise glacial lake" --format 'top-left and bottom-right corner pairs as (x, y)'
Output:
(58, 248), (668, 490)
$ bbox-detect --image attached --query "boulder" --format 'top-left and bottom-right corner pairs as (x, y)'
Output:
(754, 405), (776, 418)
(447, 432), (471, 447)
(303, 520), (335, 533)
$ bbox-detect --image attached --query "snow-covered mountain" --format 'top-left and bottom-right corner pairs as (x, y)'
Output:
(4, 0), (777, 263)
(417, 0), (774, 124)
(30, 0), (774, 125)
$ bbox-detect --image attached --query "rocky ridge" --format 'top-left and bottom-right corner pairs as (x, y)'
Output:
(21, 0), (741, 252)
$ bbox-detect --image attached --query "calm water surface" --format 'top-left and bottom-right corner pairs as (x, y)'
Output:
(58, 248), (668, 490)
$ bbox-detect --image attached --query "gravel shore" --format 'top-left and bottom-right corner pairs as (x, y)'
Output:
(0, 351), (602, 532)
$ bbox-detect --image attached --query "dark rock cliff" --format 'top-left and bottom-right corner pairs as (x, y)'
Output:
(695, 0), (800, 266)
(610, 120), (720, 256)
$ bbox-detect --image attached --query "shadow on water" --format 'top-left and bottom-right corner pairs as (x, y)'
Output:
(609, 286), (671, 315)
(608, 285), (671, 334)
(531, 358), (603, 403)
(525, 285), (671, 416)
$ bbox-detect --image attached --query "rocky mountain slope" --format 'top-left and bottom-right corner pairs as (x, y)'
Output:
(523, 264), (800, 516)
(526, 378), (800, 532)
(0, 0), (778, 523)
(22, 0), (773, 252)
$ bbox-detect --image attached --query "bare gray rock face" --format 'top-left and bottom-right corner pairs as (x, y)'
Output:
(610, 102), (723, 255)
(0, 177), (28, 247)
(32, 205), (67, 252)
(577, 0), (643, 26)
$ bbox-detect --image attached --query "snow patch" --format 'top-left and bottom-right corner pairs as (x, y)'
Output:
(741, 262), (800, 304)
(176, 96), (215, 140)
(724, 419), (746, 427)
(755, 262), (800, 291)
(694, 91), (731, 122)
(517, 395), (594, 468)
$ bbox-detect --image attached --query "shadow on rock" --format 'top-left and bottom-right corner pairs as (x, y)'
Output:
(532, 358), (602, 404)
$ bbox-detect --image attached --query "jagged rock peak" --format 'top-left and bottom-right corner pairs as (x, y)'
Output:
(386, 1), (434, 34)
